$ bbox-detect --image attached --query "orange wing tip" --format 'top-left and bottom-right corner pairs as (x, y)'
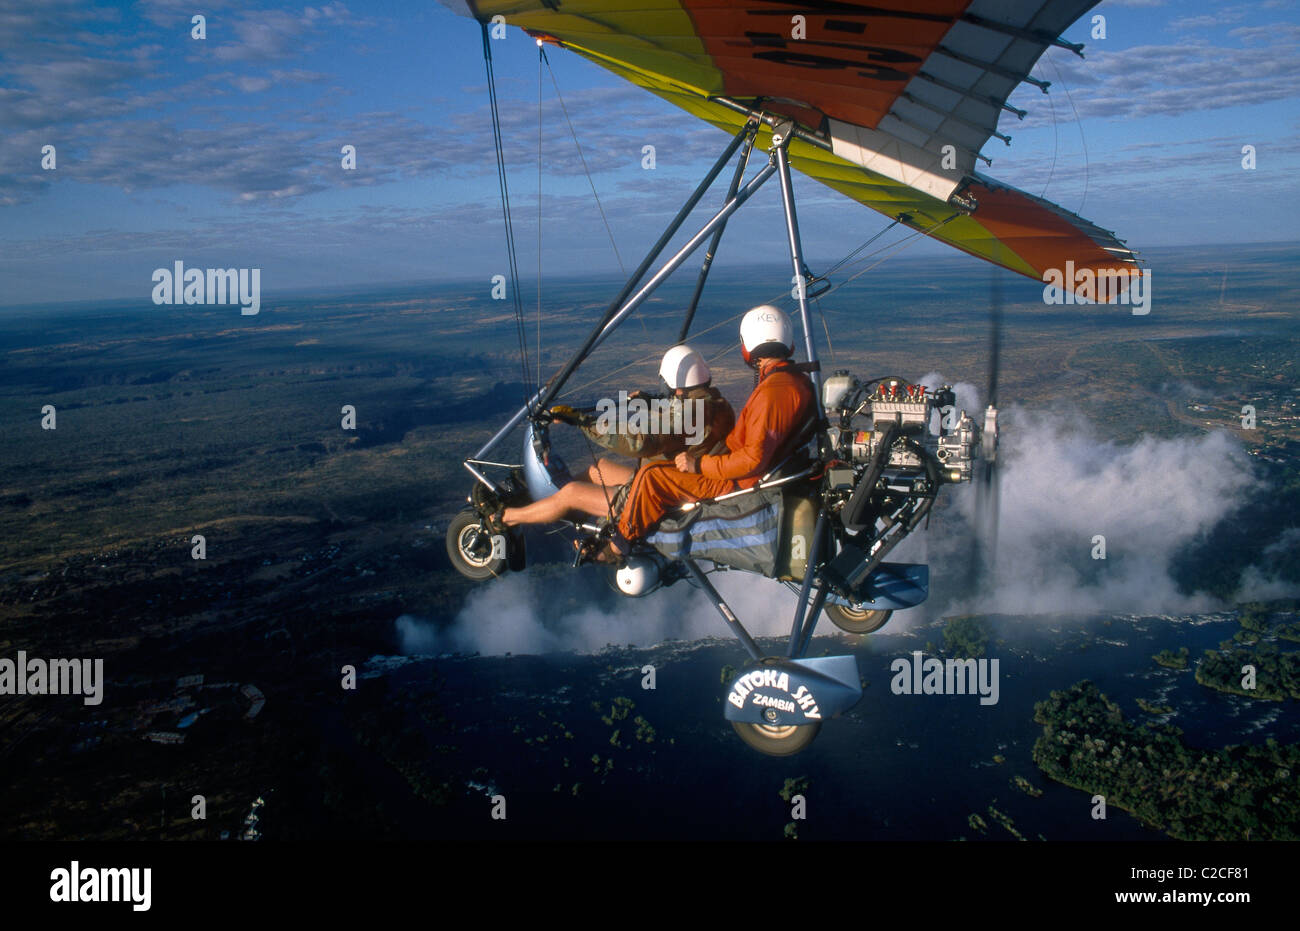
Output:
(1042, 263), (1152, 312)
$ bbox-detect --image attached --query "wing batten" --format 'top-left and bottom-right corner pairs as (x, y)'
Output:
(446, 0), (1137, 293)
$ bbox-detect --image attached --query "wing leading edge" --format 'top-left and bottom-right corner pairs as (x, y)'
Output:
(450, 0), (1140, 294)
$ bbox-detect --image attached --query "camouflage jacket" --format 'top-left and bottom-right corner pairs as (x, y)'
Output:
(581, 385), (735, 461)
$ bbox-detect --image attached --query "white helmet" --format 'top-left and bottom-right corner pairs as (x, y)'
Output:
(739, 305), (794, 365)
(659, 344), (711, 390)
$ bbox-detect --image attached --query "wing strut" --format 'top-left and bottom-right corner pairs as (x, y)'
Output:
(774, 120), (823, 406)
(679, 122), (758, 342)
(465, 119), (768, 484)
(531, 119), (759, 414)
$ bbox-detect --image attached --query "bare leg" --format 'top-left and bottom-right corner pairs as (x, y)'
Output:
(586, 457), (634, 489)
(503, 480), (619, 527)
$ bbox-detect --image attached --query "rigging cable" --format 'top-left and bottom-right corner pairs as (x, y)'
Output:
(704, 339), (741, 367)
(1038, 56), (1059, 201)
(1047, 47), (1090, 218)
(537, 42), (544, 395)
(557, 306), (749, 400)
(814, 294), (835, 364)
(555, 214), (957, 400)
(813, 213), (960, 303)
(796, 219), (912, 367)
(576, 423), (620, 525)
(820, 218), (900, 278)
(480, 21), (534, 408)
(542, 46), (651, 344)
(543, 49), (626, 276)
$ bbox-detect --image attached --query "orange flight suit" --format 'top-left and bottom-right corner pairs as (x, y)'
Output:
(618, 360), (815, 541)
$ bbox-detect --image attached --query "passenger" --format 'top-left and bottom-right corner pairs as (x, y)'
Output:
(550, 343), (734, 491)
(495, 345), (733, 531)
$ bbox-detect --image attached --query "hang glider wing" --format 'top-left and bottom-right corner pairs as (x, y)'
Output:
(445, 0), (1140, 297)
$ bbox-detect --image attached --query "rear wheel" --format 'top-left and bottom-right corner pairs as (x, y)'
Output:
(446, 508), (508, 580)
(825, 602), (892, 634)
(730, 720), (821, 757)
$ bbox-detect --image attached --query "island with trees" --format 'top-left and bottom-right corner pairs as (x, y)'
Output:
(1032, 680), (1300, 840)
(942, 615), (990, 659)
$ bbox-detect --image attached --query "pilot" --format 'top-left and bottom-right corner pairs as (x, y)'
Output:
(593, 305), (816, 563)
(496, 345), (734, 531)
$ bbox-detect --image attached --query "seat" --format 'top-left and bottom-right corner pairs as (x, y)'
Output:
(646, 486), (785, 576)
(644, 418), (823, 578)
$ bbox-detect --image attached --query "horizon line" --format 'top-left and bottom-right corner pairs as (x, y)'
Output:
(2, 239), (1296, 313)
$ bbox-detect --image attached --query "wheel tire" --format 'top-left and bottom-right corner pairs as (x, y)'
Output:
(825, 602), (893, 634)
(446, 508), (508, 581)
(730, 720), (822, 757)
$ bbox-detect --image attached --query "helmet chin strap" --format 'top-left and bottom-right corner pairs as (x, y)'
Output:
(747, 352), (794, 387)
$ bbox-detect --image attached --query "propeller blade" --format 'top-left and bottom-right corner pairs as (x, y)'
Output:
(973, 267), (1004, 584)
(987, 268), (1002, 410)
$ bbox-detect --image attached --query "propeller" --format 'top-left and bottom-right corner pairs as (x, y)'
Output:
(972, 266), (1003, 590)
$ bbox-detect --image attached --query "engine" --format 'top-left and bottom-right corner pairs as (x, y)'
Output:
(815, 371), (994, 601)
(821, 372), (985, 486)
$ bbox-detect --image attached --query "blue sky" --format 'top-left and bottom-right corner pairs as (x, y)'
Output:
(1, 0), (1297, 306)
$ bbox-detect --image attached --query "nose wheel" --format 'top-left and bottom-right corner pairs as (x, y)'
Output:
(825, 602), (893, 634)
(446, 508), (510, 580)
(730, 720), (822, 757)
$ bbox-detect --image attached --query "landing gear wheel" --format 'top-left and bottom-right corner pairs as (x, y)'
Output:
(446, 508), (508, 581)
(730, 720), (822, 757)
(825, 603), (893, 634)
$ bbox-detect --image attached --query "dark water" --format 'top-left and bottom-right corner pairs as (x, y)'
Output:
(356, 611), (1295, 841)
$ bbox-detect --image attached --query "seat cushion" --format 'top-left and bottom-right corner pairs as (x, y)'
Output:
(647, 488), (784, 576)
